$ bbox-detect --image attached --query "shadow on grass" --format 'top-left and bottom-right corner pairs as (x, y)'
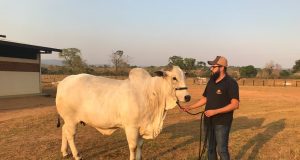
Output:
(70, 116), (284, 160)
(149, 116), (267, 159)
(75, 128), (129, 160)
(235, 119), (285, 160)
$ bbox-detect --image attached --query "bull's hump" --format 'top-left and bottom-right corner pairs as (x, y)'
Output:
(129, 68), (151, 81)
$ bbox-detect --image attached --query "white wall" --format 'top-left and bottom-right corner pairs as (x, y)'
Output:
(0, 71), (40, 96)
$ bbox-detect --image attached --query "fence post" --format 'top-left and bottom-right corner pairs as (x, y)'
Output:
(284, 80), (286, 87)
(243, 80), (245, 86)
(262, 80), (264, 86)
(253, 80), (255, 86)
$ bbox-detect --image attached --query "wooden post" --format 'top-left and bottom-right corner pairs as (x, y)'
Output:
(243, 80), (245, 86)
(253, 80), (255, 86)
(284, 80), (286, 87)
(262, 80), (264, 86)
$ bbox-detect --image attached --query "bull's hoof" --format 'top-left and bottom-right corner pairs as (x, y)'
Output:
(74, 156), (83, 160)
(62, 153), (71, 159)
(74, 153), (83, 160)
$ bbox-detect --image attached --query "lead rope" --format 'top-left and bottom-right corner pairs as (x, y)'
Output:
(176, 101), (208, 160)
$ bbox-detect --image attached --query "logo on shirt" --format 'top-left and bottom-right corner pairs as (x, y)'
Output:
(216, 89), (222, 94)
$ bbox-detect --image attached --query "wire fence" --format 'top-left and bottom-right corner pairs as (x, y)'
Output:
(192, 77), (300, 87)
(42, 75), (300, 88)
(41, 74), (128, 88)
(237, 79), (300, 87)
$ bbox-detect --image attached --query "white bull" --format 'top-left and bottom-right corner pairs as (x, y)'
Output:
(56, 66), (191, 160)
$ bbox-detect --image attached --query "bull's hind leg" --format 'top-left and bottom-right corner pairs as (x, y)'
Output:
(125, 127), (139, 160)
(136, 137), (144, 160)
(61, 125), (68, 157)
(63, 122), (82, 160)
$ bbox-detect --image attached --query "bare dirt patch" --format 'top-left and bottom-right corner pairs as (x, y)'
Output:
(0, 96), (55, 122)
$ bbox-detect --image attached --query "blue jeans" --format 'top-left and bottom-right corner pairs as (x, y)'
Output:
(205, 124), (231, 160)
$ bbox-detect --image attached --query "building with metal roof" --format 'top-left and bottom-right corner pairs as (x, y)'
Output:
(0, 39), (62, 97)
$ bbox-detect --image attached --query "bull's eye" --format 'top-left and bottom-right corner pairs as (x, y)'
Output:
(173, 77), (177, 81)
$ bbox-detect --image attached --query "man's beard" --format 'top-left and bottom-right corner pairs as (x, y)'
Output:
(210, 70), (220, 81)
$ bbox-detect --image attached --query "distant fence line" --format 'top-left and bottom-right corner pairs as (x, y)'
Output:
(41, 75), (128, 81)
(41, 75), (68, 83)
(42, 75), (300, 87)
(237, 79), (300, 87)
(192, 77), (300, 87)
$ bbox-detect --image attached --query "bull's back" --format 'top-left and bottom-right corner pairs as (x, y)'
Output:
(56, 74), (122, 108)
(56, 74), (133, 126)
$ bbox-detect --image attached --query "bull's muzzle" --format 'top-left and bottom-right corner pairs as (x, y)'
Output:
(184, 95), (191, 102)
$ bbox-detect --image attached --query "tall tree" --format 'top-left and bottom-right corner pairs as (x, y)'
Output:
(169, 56), (210, 76)
(264, 61), (274, 78)
(168, 56), (185, 69)
(263, 61), (281, 78)
(183, 58), (196, 71)
(169, 56), (199, 70)
(271, 63), (282, 78)
(110, 50), (129, 73)
(280, 70), (291, 78)
(292, 59), (300, 73)
(59, 48), (87, 74)
(196, 61), (206, 69)
(240, 65), (257, 78)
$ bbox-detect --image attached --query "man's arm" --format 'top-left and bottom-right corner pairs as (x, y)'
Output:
(205, 98), (239, 117)
(183, 97), (207, 111)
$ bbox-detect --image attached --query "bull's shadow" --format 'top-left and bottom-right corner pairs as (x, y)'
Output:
(77, 128), (129, 160)
(149, 115), (266, 159)
(72, 116), (284, 159)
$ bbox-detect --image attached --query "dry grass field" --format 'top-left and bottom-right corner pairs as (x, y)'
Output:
(0, 78), (299, 160)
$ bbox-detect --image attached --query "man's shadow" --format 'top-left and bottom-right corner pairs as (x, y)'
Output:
(149, 116), (266, 159)
(235, 119), (285, 160)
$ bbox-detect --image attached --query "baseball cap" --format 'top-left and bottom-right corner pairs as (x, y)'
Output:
(207, 56), (228, 67)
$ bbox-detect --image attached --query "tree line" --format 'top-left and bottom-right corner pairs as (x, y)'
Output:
(41, 48), (300, 79)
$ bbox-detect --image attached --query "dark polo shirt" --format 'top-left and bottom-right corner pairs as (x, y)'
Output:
(203, 75), (239, 125)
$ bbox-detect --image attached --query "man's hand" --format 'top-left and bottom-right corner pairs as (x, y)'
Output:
(205, 99), (239, 116)
(204, 110), (218, 117)
(181, 106), (191, 112)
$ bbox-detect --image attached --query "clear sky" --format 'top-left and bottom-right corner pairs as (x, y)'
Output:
(1, 0), (299, 68)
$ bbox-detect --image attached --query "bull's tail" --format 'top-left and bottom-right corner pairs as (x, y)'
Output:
(57, 115), (61, 128)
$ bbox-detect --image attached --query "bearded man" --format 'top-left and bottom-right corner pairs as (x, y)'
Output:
(183, 56), (239, 160)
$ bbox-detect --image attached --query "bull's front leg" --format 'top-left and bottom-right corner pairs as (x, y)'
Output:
(125, 127), (139, 160)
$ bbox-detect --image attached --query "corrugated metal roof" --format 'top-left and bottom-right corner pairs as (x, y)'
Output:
(0, 40), (62, 53)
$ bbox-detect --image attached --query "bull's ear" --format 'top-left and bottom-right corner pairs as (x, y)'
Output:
(154, 71), (166, 77)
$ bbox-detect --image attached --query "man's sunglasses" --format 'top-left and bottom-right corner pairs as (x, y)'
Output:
(210, 65), (222, 69)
